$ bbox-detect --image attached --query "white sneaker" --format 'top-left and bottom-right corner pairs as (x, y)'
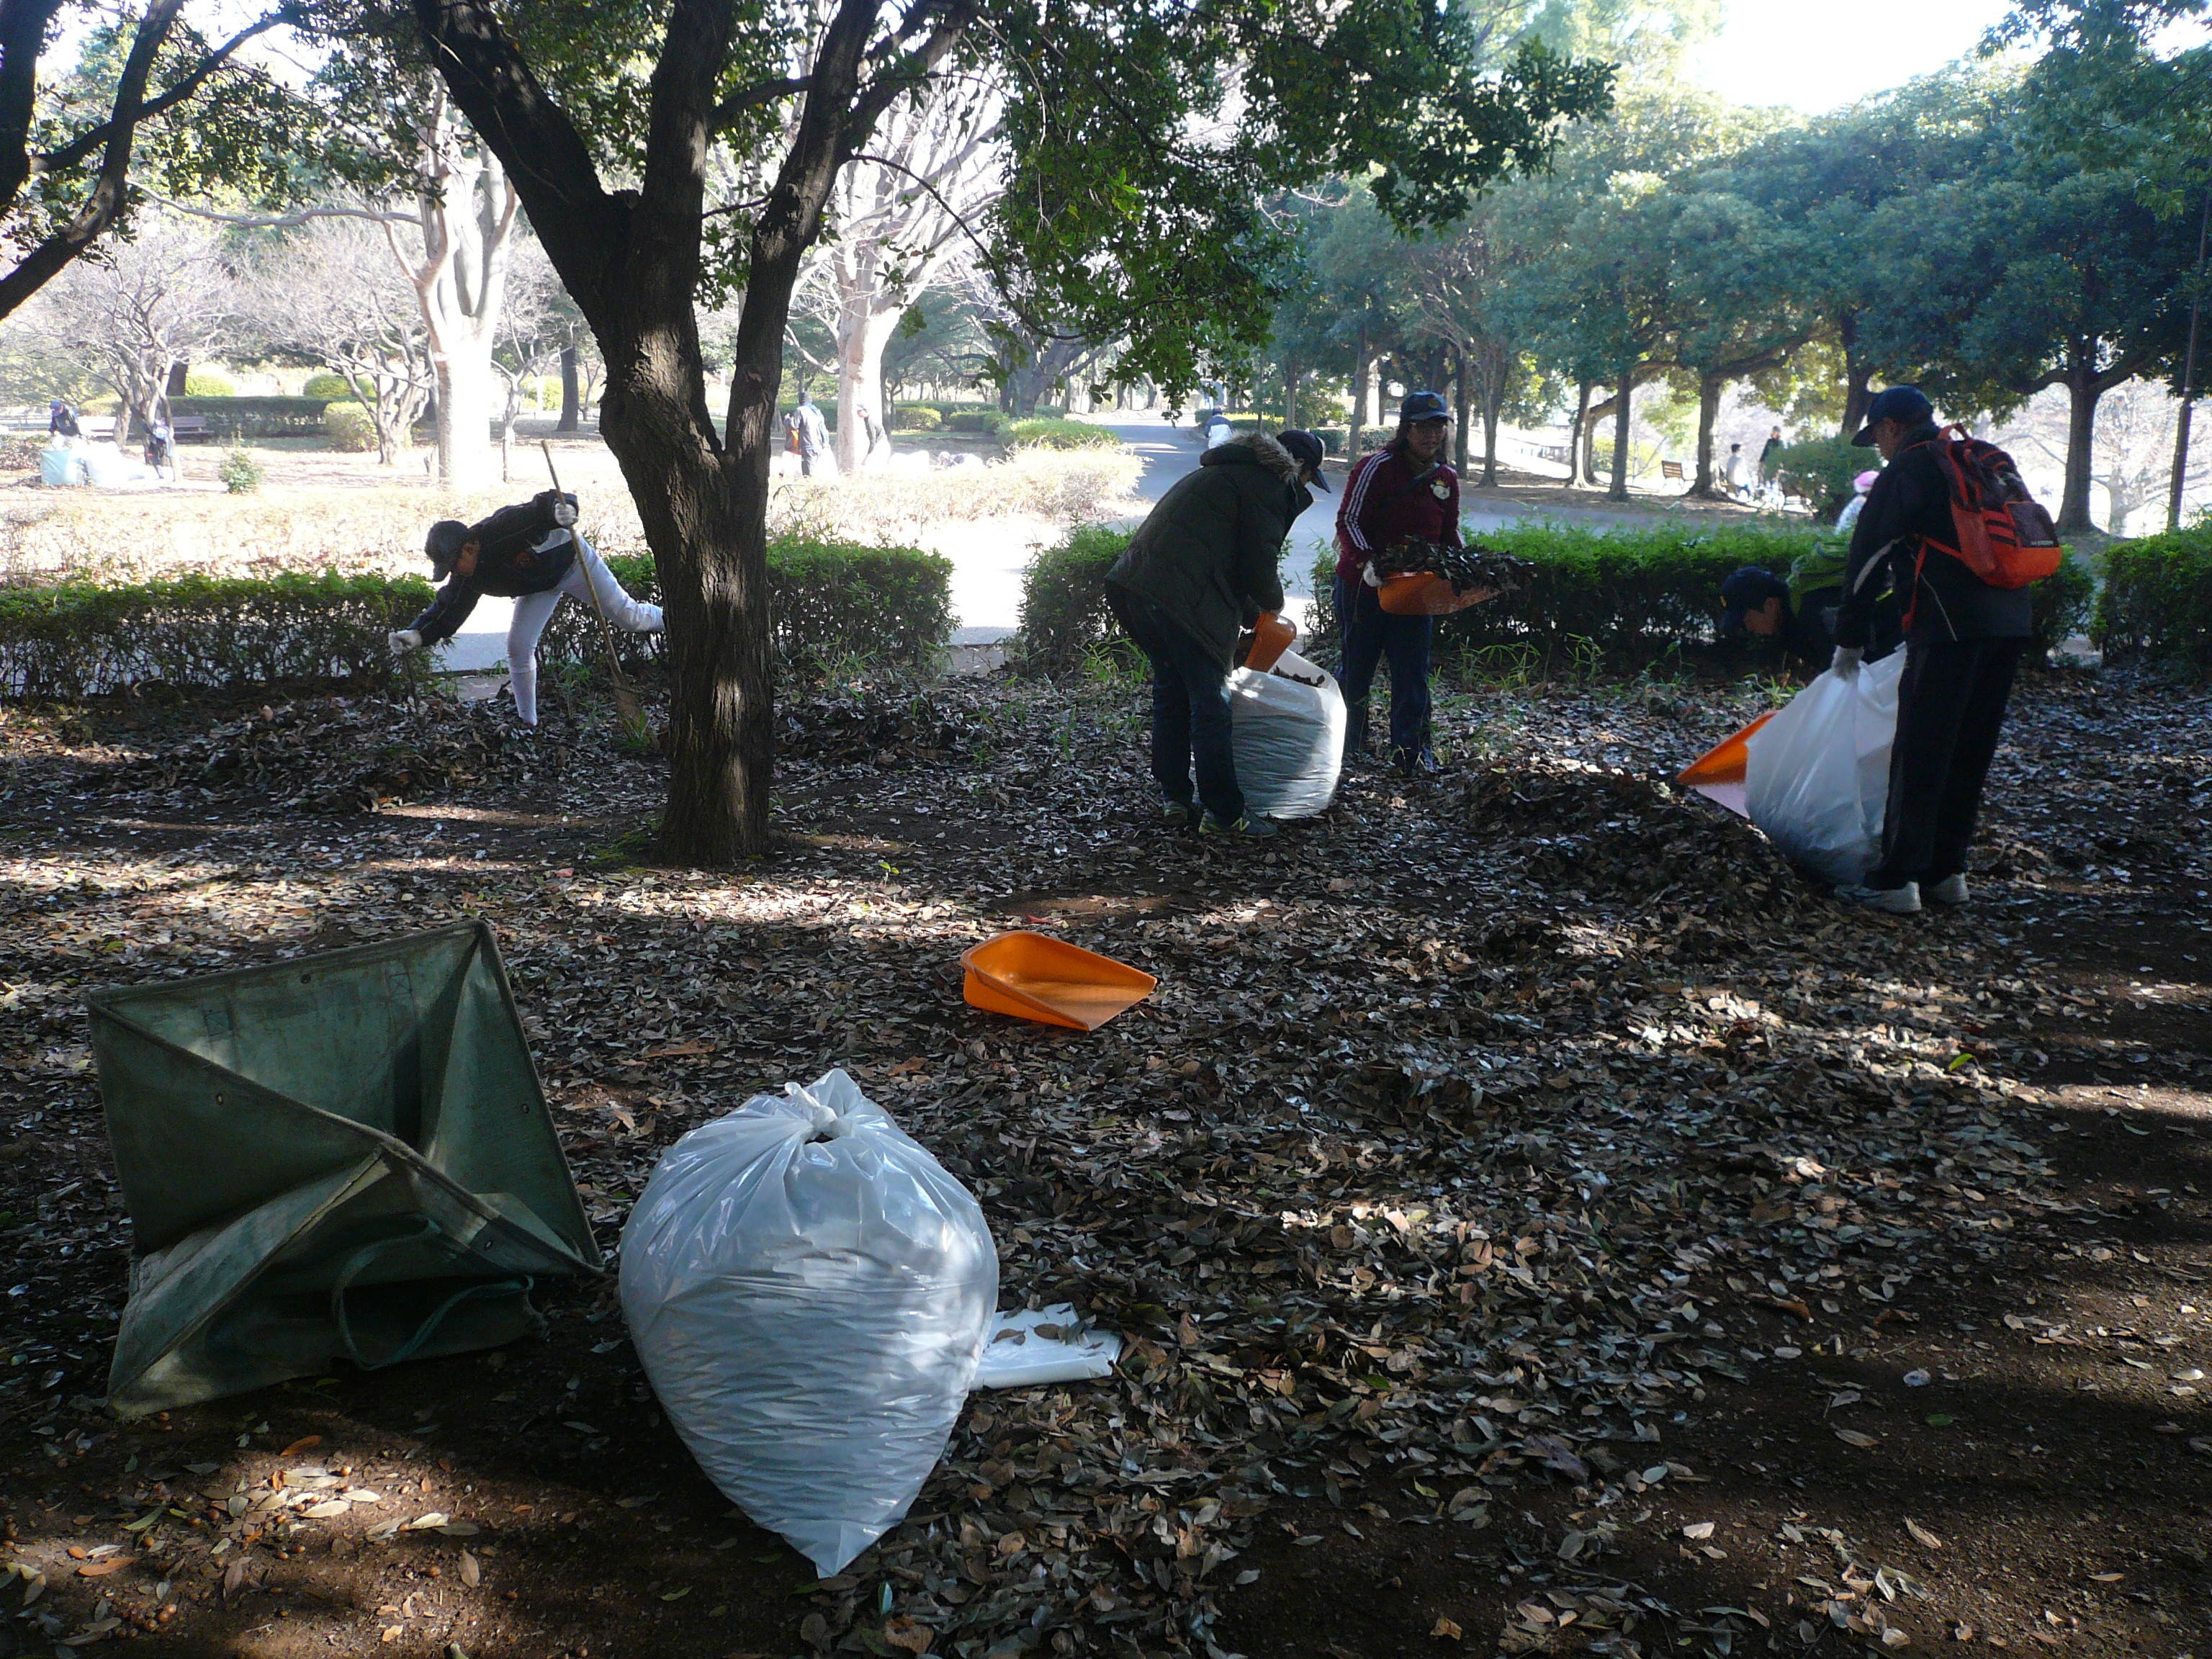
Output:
(1838, 881), (1921, 914)
(1925, 873), (1969, 906)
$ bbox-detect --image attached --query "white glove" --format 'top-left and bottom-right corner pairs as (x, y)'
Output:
(387, 629), (423, 657)
(552, 497), (578, 528)
(1830, 646), (1863, 678)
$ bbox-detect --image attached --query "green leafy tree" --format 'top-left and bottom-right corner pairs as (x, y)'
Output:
(383, 0), (1609, 863)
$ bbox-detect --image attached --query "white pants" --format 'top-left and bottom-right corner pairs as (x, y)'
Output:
(508, 536), (663, 725)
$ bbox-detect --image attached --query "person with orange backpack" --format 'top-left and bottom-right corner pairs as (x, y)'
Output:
(1830, 385), (2062, 914)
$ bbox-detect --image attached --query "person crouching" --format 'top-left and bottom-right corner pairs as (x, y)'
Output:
(1105, 430), (1329, 838)
(388, 488), (664, 726)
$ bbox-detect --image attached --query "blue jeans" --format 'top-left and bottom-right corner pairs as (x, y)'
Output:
(1108, 589), (1244, 823)
(1335, 576), (1432, 760)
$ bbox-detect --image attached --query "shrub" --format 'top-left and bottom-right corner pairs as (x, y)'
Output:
(1775, 436), (1865, 520)
(184, 366), (239, 397)
(2098, 526), (2212, 669)
(0, 570), (430, 698)
(217, 449), (264, 495)
(2036, 551), (2096, 652)
(943, 409), (1011, 439)
(1014, 524), (1130, 672)
(1310, 427), (1349, 457)
(323, 401), (377, 453)
(169, 396), (331, 441)
(891, 403), (942, 431)
(534, 539), (955, 680)
(770, 449), (1141, 540)
(1003, 418), (1122, 451)
(302, 372), (354, 400)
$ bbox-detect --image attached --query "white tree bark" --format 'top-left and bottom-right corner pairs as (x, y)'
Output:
(400, 82), (518, 493)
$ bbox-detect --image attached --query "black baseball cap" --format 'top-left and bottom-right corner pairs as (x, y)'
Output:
(1277, 428), (1331, 491)
(1718, 566), (1791, 634)
(1851, 385), (1933, 447)
(425, 519), (472, 579)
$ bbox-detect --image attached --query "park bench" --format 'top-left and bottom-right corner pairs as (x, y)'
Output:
(1660, 459), (1686, 482)
(168, 415), (210, 441)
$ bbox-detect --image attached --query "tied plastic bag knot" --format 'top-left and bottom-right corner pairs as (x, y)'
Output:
(784, 1080), (848, 1141)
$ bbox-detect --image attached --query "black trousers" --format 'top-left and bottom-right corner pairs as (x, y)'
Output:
(1868, 637), (2026, 889)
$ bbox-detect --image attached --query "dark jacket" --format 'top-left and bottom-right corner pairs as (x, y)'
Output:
(407, 493), (580, 645)
(1106, 433), (1307, 668)
(1835, 425), (2033, 647)
(1334, 444), (1461, 583)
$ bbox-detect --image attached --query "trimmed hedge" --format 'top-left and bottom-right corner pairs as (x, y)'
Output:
(535, 540), (954, 679)
(2098, 526), (2212, 669)
(1015, 524), (1129, 670)
(1004, 418), (1122, 451)
(0, 571), (428, 698)
(165, 395), (333, 441)
(943, 409), (1011, 439)
(892, 404), (943, 431)
(0, 542), (955, 699)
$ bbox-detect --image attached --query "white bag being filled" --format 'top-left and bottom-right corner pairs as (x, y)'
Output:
(1228, 646), (1345, 819)
(1743, 651), (1906, 885)
(619, 1070), (997, 1575)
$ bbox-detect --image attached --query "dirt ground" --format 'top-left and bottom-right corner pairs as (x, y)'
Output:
(0, 656), (2206, 1659)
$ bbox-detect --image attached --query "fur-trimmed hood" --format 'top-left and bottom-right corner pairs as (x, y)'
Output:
(1201, 430), (1304, 487)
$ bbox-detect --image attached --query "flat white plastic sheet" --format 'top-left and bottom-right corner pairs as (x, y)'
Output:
(975, 1304), (1123, 1390)
(1228, 647), (1345, 819)
(620, 1070), (997, 1575)
(1744, 652), (1905, 886)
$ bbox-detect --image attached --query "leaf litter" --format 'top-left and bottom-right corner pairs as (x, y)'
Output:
(0, 665), (2203, 1656)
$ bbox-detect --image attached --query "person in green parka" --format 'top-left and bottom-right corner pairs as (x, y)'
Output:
(1105, 429), (1328, 837)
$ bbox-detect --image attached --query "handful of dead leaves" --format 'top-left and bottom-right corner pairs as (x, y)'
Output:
(1372, 537), (1534, 598)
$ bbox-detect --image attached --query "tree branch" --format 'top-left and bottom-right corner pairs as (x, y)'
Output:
(840, 6), (976, 165)
(35, 8), (296, 179)
(711, 76), (811, 127)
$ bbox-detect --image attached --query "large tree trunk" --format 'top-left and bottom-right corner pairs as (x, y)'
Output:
(1480, 385), (1501, 489)
(1450, 343), (1470, 472)
(2055, 366), (2103, 534)
(1837, 313), (1873, 440)
(436, 347), (498, 490)
(1284, 359), (1299, 428)
(1691, 371), (1723, 498)
(557, 344), (580, 431)
(1348, 324), (1369, 458)
(1565, 379), (1591, 488)
(407, 89), (517, 493)
(833, 292), (902, 471)
(1607, 368), (1632, 502)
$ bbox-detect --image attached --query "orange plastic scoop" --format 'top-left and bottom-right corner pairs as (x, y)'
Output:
(961, 932), (1157, 1031)
(1676, 711), (1776, 788)
(1246, 612), (1296, 672)
(1377, 572), (1496, 616)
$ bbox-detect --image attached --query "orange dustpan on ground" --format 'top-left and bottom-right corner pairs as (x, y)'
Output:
(1676, 711), (1775, 818)
(961, 932), (1156, 1031)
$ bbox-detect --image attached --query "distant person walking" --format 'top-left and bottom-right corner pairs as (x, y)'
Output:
(785, 391), (830, 476)
(1831, 386), (2034, 914)
(1759, 425), (1785, 495)
(855, 402), (885, 466)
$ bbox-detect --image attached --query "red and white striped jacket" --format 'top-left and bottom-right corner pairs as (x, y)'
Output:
(1333, 444), (1461, 584)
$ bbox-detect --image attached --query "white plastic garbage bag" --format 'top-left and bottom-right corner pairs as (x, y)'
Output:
(1744, 652), (1906, 886)
(620, 1070), (997, 1575)
(1228, 647), (1345, 819)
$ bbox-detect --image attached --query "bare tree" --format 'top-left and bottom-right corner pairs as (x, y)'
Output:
(811, 75), (999, 469)
(1997, 380), (2211, 536)
(246, 217), (433, 464)
(19, 220), (237, 448)
(493, 236), (566, 453)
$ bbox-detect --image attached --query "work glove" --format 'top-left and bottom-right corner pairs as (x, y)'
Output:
(1830, 646), (1863, 679)
(552, 496), (578, 528)
(387, 629), (423, 657)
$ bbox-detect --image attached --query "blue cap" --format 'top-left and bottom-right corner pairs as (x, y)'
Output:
(1718, 566), (1791, 634)
(1398, 390), (1449, 424)
(1852, 385), (1934, 447)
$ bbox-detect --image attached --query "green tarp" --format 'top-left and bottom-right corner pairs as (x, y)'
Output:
(89, 922), (601, 1416)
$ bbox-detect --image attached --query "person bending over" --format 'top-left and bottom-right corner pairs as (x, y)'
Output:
(389, 489), (664, 727)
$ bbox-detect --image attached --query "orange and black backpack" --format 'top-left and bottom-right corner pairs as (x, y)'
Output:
(1919, 426), (2062, 589)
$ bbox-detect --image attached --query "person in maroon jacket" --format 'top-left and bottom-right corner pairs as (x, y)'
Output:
(1333, 390), (1460, 775)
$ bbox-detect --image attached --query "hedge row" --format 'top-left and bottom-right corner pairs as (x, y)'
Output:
(1015, 521), (2096, 677)
(0, 571), (428, 699)
(164, 396), (333, 440)
(2098, 524), (2212, 669)
(1002, 418), (1123, 452)
(0, 541), (954, 698)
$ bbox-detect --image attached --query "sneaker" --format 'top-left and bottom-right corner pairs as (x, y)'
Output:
(1925, 873), (1969, 907)
(1393, 747), (1443, 779)
(1838, 881), (1921, 914)
(1199, 811), (1277, 838)
(1159, 799), (1200, 830)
